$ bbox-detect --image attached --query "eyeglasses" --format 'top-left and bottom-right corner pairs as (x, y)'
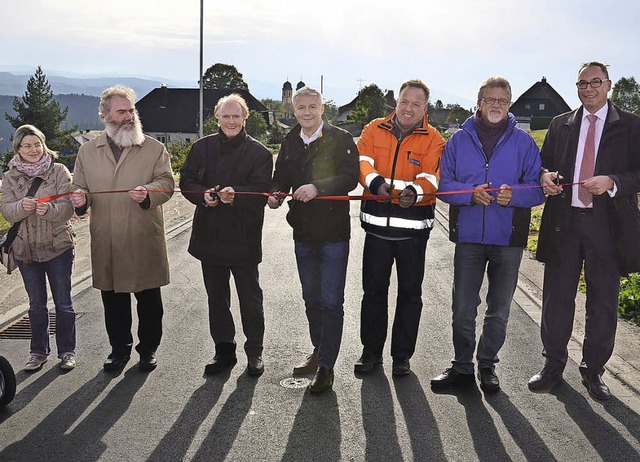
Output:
(576, 78), (609, 89)
(482, 97), (511, 106)
(19, 142), (43, 150)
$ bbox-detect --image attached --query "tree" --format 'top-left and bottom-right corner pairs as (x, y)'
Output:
(612, 76), (640, 115)
(323, 99), (339, 124)
(267, 122), (285, 145)
(347, 84), (386, 126)
(203, 115), (219, 136)
(202, 63), (249, 90)
(245, 110), (267, 141)
(435, 100), (444, 109)
(167, 139), (194, 173)
(5, 66), (76, 152)
(260, 98), (285, 115)
(446, 104), (473, 124)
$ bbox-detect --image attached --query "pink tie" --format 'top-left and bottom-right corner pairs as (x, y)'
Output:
(579, 114), (597, 206)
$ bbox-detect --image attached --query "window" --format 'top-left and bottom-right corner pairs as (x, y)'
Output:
(525, 104), (531, 111)
(539, 103), (545, 111)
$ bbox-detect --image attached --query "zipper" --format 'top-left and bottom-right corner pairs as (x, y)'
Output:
(386, 136), (404, 227)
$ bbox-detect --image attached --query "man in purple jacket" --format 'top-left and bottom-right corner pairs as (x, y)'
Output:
(430, 76), (544, 391)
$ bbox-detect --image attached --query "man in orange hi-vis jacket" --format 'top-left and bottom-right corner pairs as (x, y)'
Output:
(355, 79), (445, 377)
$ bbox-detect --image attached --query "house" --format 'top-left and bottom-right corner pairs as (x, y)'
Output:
(72, 129), (102, 146)
(336, 90), (396, 123)
(510, 77), (571, 130)
(136, 85), (270, 144)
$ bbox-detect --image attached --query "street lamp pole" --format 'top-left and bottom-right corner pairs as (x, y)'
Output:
(199, 0), (204, 138)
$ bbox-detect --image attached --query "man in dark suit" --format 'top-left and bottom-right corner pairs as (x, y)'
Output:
(529, 62), (640, 401)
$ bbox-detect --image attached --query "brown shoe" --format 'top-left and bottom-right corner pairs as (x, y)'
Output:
(247, 356), (264, 376)
(309, 367), (334, 393)
(528, 363), (563, 393)
(581, 372), (611, 401)
(293, 353), (318, 375)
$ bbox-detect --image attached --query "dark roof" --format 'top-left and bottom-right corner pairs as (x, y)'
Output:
(338, 90), (396, 113)
(296, 81), (305, 90)
(137, 87), (269, 133)
(510, 77), (571, 118)
(283, 80), (292, 90)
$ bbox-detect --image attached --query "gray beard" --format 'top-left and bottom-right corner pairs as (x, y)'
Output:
(105, 119), (145, 147)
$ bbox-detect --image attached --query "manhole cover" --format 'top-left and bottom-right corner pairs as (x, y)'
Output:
(280, 377), (311, 389)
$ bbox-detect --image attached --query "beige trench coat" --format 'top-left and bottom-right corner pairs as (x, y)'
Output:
(73, 132), (174, 292)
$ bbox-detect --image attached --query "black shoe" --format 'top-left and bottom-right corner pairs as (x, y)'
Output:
(430, 367), (475, 388)
(478, 367), (500, 391)
(103, 353), (130, 372)
(392, 358), (411, 376)
(581, 372), (611, 401)
(247, 356), (264, 376)
(528, 363), (563, 393)
(204, 354), (238, 374)
(139, 352), (157, 372)
(293, 353), (317, 375)
(309, 367), (334, 393)
(354, 351), (382, 373)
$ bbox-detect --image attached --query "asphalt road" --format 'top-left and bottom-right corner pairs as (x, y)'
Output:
(1, 200), (640, 461)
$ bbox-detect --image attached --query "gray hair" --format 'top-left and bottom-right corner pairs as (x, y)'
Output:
(99, 85), (137, 121)
(214, 93), (249, 118)
(13, 124), (58, 159)
(477, 76), (512, 101)
(292, 86), (323, 106)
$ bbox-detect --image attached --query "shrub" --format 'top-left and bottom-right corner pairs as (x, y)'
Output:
(619, 273), (640, 325)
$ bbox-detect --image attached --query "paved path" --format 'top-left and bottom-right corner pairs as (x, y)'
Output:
(1, 196), (639, 461)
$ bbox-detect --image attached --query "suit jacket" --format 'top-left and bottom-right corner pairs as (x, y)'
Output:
(536, 102), (640, 275)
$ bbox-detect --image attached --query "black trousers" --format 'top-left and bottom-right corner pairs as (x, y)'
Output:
(541, 208), (620, 374)
(360, 234), (428, 359)
(100, 288), (164, 356)
(201, 263), (264, 357)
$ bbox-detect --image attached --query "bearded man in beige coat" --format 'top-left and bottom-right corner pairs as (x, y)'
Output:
(71, 85), (174, 372)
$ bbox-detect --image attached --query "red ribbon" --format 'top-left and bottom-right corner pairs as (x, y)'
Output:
(35, 182), (582, 204)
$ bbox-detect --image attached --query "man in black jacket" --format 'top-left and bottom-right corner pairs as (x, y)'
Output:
(268, 86), (359, 393)
(180, 94), (273, 376)
(529, 62), (640, 401)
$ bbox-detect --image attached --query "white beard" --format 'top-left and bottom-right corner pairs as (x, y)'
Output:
(105, 117), (145, 147)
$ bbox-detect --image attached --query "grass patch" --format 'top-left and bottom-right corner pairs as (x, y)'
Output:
(0, 193), (10, 233)
(529, 129), (548, 149)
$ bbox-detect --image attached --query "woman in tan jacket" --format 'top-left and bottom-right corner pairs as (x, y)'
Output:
(0, 125), (76, 371)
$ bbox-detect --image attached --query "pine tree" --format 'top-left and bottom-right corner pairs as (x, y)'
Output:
(5, 66), (76, 152)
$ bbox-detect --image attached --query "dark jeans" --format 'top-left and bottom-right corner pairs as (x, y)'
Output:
(360, 233), (428, 359)
(100, 287), (164, 356)
(294, 240), (349, 369)
(201, 263), (264, 357)
(18, 248), (76, 358)
(541, 209), (620, 374)
(451, 243), (523, 374)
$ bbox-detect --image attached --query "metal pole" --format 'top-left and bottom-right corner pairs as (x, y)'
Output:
(199, 0), (204, 138)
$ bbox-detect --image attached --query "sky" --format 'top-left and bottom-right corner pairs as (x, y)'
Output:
(2, 0), (639, 109)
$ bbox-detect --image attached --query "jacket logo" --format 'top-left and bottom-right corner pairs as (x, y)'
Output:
(409, 158), (421, 167)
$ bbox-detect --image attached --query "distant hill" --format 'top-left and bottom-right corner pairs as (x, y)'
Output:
(0, 71), (197, 153)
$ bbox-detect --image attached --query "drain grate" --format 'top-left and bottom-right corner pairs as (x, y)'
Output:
(0, 314), (57, 339)
(280, 377), (311, 389)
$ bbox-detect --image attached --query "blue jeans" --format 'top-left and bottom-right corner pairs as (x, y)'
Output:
(294, 240), (349, 368)
(360, 234), (428, 359)
(17, 248), (76, 358)
(451, 243), (523, 374)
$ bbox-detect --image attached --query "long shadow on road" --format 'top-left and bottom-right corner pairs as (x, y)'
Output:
(282, 387), (341, 462)
(147, 369), (233, 461)
(0, 367), (147, 461)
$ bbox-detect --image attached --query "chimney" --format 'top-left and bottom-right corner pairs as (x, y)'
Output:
(160, 83), (168, 109)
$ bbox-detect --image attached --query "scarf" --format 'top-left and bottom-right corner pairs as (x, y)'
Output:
(13, 153), (52, 177)
(473, 110), (508, 160)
